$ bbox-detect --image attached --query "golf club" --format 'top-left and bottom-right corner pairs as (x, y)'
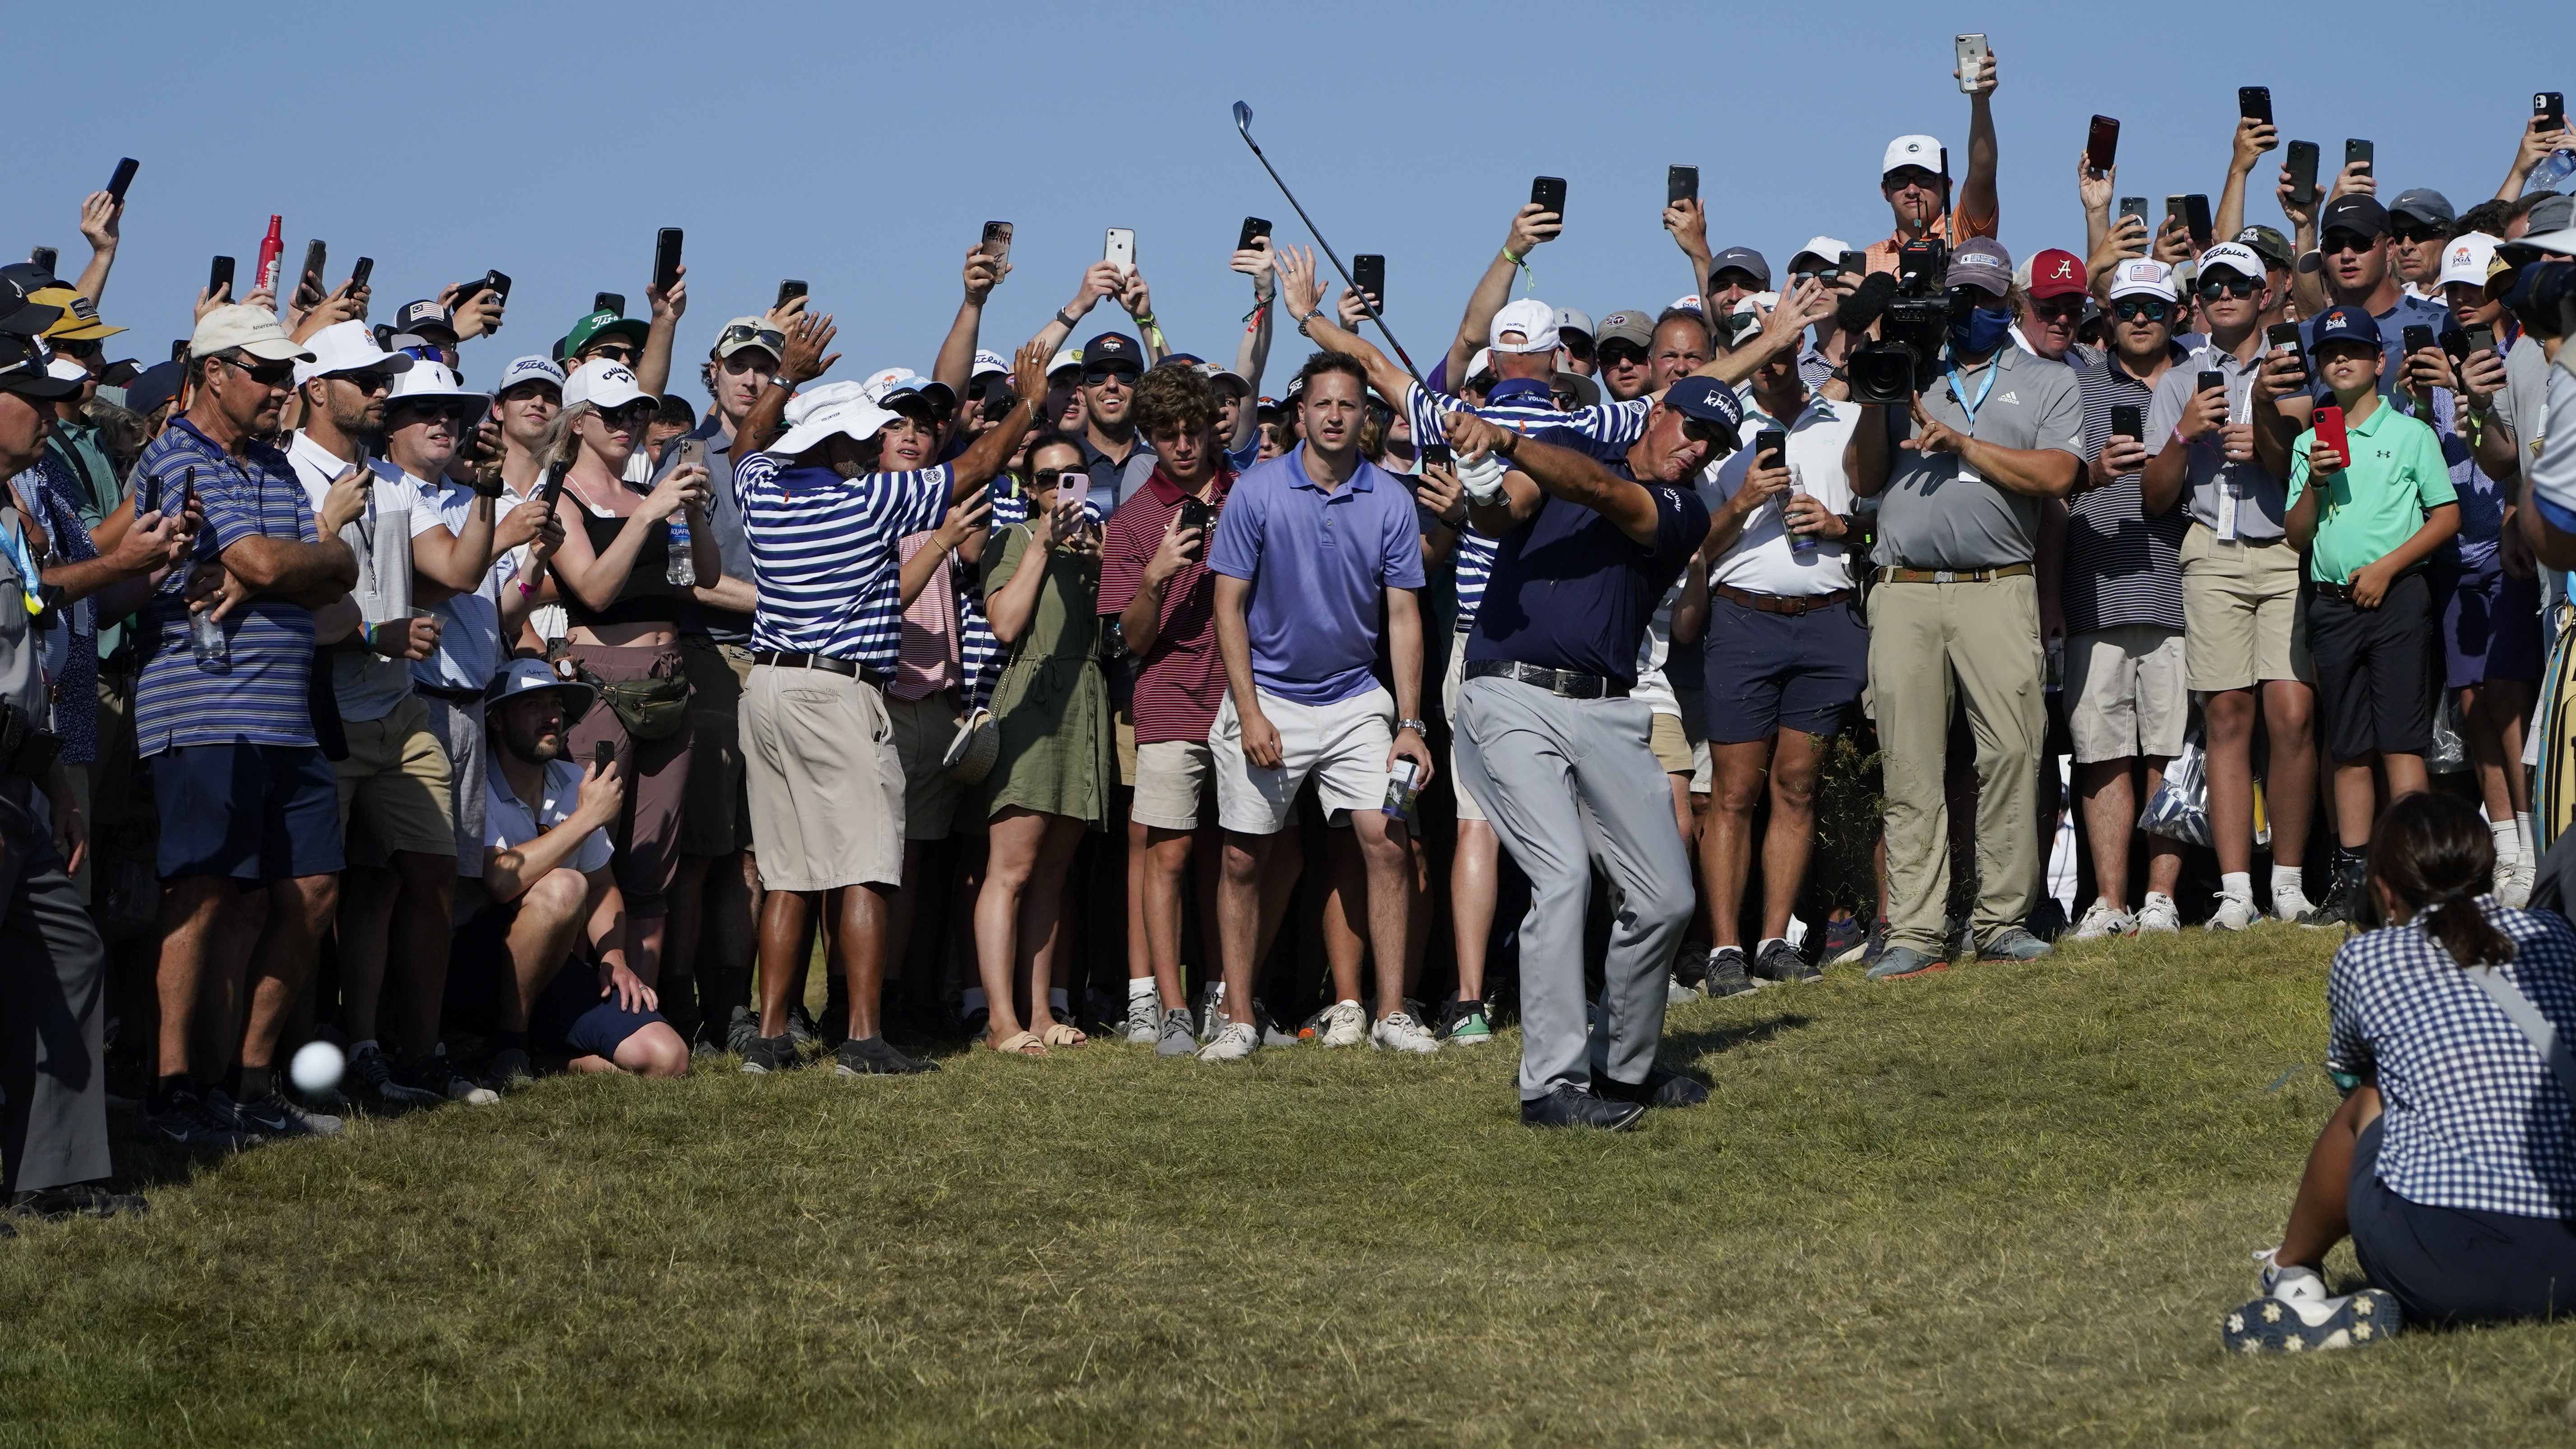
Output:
(1233, 100), (1426, 391)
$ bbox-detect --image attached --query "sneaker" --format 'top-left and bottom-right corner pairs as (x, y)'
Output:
(232, 1087), (344, 1138)
(1189, 981), (1226, 1041)
(1254, 999), (1300, 1048)
(484, 1047), (534, 1090)
(1818, 914), (1869, 964)
(1665, 970), (1698, 1005)
(1520, 1084), (1646, 1131)
(142, 1086), (250, 1150)
(1866, 944), (1947, 981)
(1317, 999), (1366, 1048)
(2221, 1287), (2401, 1353)
(2300, 858), (2367, 927)
(1977, 926), (2053, 963)
(2206, 893), (2261, 932)
(1670, 942), (1712, 993)
(724, 1006), (759, 1056)
(1121, 991), (1160, 1045)
(1752, 938), (1821, 984)
(1154, 1007), (1198, 1056)
(7, 1182), (149, 1220)
(1859, 917), (1892, 969)
(399, 1057), (500, 1107)
(2072, 899), (2136, 941)
(1596, 1065), (1711, 1109)
(785, 1006), (820, 1051)
(835, 1036), (937, 1075)
(739, 1034), (796, 1074)
(1369, 1011), (1439, 1054)
(1702, 946), (1757, 998)
(1197, 1020), (1258, 1062)
(2134, 893), (2183, 934)
(1437, 997), (1494, 1046)
(350, 1044), (439, 1106)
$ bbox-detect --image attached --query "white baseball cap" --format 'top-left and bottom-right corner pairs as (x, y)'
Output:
(2437, 232), (2501, 290)
(772, 396), (902, 457)
(1553, 307), (1595, 340)
(970, 348), (1010, 378)
(1465, 347), (1493, 381)
(563, 358), (652, 411)
(1668, 293), (1705, 314)
(190, 304), (314, 364)
(2196, 242), (2266, 283)
(1789, 236), (1854, 268)
(385, 359), (491, 429)
(1489, 297), (1559, 354)
(1882, 134), (1942, 177)
(293, 320), (414, 388)
(1045, 346), (1083, 379)
(2108, 259), (2179, 302)
(782, 379), (869, 426)
(493, 355), (565, 397)
(859, 366), (957, 413)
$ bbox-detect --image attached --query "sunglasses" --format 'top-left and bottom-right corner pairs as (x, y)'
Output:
(595, 401), (657, 427)
(1681, 417), (1736, 448)
(2390, 225), (2444, 244)
(1597, 341), (1650, 368)
(2029, 295), (2087, 318)
(328, 369), (397, 395)
(2197, 275), (2259, 300)
(2111, 299), (2172, 322)
(50, 337), (101, 360)
(216, 353), (295, 387)
(2320, 231), (2380, 256)
(394, 399), (481, 423)
(1083, 366), (1139, 387)
(1560, 335), (1595, 362)
(586, 343), (644, 365)
(717, 324), (785, 356)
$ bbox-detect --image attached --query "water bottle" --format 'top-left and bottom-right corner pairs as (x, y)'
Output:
(1785, 464), (1819, 556)
(2529, 149), (2576, 195)
(189, 606), (228, 670)
(666, 510), (696, 587)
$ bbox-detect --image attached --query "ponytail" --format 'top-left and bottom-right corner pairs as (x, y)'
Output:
(2368, 792), (2516, 968)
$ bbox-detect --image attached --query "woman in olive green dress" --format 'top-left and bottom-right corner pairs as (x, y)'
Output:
(972, 437), (1115, 1055)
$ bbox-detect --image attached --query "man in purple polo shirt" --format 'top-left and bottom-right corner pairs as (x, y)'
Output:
(1200, 353), (1434, 1061)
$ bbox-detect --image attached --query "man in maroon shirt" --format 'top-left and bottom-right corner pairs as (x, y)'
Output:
(1100, 367), (1232, 1053)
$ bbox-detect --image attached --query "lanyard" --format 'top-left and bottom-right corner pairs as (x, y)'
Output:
(0, 508), (42, 616)
(1943, 356), (2000, 429)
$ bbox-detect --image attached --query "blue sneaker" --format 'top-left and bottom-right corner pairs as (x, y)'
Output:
(1976, 927), (2054, 963)
(1866, 945), (1948, 981)
(1818, 915), (1869, 965)
(2222, 1288), (2401, 1353)
(1858, 918), (1892, 969)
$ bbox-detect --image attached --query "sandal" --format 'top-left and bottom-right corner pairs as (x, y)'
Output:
(1040, 1022), (1089, 1048)
(985, 1030), (1046, 1057)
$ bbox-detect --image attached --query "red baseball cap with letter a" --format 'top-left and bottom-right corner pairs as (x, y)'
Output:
(2025, 248), (2086, 300)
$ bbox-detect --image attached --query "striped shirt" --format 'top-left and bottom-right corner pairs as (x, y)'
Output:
(132, 418), (322, 756)
(1099, 467), (1233, 744)
(1403, 377), (1647, 628)
(735, 451), (951, 673)
(2067, 351), (2188, 634)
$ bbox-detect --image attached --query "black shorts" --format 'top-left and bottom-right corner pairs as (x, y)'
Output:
(1700, 593), (1867, 744)
(2349, 1117), (2576, 1325)
(150, 742), (344, 884)
(2306, 572), (2434, 762)
(448, 902), (666, 1061)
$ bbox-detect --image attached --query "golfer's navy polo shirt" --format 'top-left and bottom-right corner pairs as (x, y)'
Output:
(1466, 461), (1710, 685)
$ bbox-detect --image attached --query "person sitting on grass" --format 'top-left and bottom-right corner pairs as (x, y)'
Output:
(2225, 792), (2576, 1353)
(468, 660), (689, 1084)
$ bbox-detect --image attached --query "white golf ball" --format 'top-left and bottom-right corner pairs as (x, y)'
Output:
(290, 1040), (346, 1095)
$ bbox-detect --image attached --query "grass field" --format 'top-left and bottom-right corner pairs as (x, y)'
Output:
(5, 923), (2575, 1447)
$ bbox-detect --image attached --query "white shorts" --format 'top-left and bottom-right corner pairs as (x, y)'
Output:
(1212, 684), (1394, 835)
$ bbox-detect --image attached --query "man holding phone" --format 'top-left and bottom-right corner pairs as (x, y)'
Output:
(1865, 43), (2002, 278)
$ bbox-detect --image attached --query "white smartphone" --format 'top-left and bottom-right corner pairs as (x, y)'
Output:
(1953, 33), (1988, 94)
(1104, 227), (1136, 276)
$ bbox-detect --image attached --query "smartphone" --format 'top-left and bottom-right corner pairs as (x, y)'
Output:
(106, 157), (139, 203)
(2345, 138), (2373, 177)
(1837, 250), (1867, 276)
(2184, 194), (2213, 243)
(593, 740), (615, 773)
(2400, 324), (2437, 360)
(180, 467), (195, 519)
(652, 227), (683, 292)
(297, 239), (326, 298)
(483, 269), (512, 306)
(1529, 176), (1566, 218)
(2118, 197), (2150, 234)
(2110, 403), (2144, 441)
(2441, 328), (2473, 372)
(979, 220), (1012, 268)
(1104, 226), (1136, 275)
(594, 291), (625, 316)
(539, 457), (572, 515)
(1177, 496), (1213, 539)
(1754, 428), (1788, 469)
(1953, 33), (1988, 94)
(2164, 195), (2187, 232)
(2197, 370), (2227, 397)
(1237, 217), (1272, 252)
(2466, 322), (2499, 357)
(775, 279), (806, 310)
(2086, 115), (2119, 172)
(207, 255), (234, 297)
(1668, 165), (1699, 205)
(2238, 87), (2273, 126)
(1352, 254), (1385, 304)
(2267, 322), (2309, 384)
(348, 255), (374, 292)
(28, 246), (55, 275)
(677, 436), (708, 475)
(2285, 140), (2321, 207)
(2538, 92), (2567, 130)
(2314, 404), (2349, 463)
(171, 338), (190, 363)
(1421, 443), (1453, 467)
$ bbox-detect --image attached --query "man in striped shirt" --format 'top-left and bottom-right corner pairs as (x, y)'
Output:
(726, 322), (1046, 1076)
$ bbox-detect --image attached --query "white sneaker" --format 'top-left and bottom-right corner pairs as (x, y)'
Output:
(2206, 893), (2261, 931)
(1369, 1011), (1439, 1054)
(1196, 1020), (1257, 1062)
(1121, 991), (1159, 1045)
(1318, 999), (1366, 1048)
(2135, 892), (2182, 933)
(2271, 886), (2317, 923)
(2072, 899), (2136, 940)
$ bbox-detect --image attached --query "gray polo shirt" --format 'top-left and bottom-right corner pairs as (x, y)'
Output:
(1875, 345), (2082, 570)
(1078, 430), (1158, 515)
(0, 505), (43, 721)
(2143, 342), (2285, 542)
(2497, 330), (2548, 474)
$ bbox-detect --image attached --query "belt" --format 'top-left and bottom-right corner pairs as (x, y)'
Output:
(752, 649), (888, 688)
(414, 683), (485, 705)
(1464, 659), (1630, 699)
(1876, 562), (2034, 585)
(2313, 568), (2419, 604)
(1713, 582), (1855, 616)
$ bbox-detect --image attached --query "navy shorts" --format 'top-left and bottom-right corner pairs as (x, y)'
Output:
(1700, 592), (1867, 744)
(2430, 559), (2503, 689)
(2307, 572), (2435, 762)
(2486, 570), (2544, 683)
(531, 953), (666, 1061)
(2350, 1117), (2576, 1325)
(150, 742), (344, 884)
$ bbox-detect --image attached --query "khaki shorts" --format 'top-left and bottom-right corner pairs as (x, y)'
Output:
(2180, 526), (2312, 692)
(334, 693), (457, 858)
(885, 691), (965, 841)
(677, 638), (754, 857)
(2066, 624), (2189, 763)
(742, 665), (903, 892)
(1442, 628), (1485, 823)
(1115, 708), (1138, 788)
(1212, 685), (1393, 835)
(1649, 711), (1692, 775)
(1132, 738), (1215, 832)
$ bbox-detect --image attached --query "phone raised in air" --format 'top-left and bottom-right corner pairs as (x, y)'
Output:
(980, 220), (1012, 267)
(775, 280), (806, 310)
(2086, 115), (2119, 172)
(2345, 138), (2373, 176)
(106, 157), (139, 203)
(207, 254), (235, 298)
(1237, 217), (1272, 252)
(1104, 227), (1136, 275)
(298, 239), (326, 297)
(1837, 250), (1867, 276)
(1953, 32), (1988, 94)
(2285, 140), (2321, 207)
(1351, 254), (1385, 305)
(2238, 87), (2273, 126)
(1668, 165), (1699, 205)
(652, 227), (683, 291)
(594, 292), (624, 316)
(1529, 176), (1566, 218)
(2118, 196), (2150, 234)
(2538, 92), (2567, 130)
(2183, 194), (2213, 244)
(348, 256), (374, 292)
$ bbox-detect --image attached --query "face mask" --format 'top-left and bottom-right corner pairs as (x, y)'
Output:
(1952, 304), (2014, 354)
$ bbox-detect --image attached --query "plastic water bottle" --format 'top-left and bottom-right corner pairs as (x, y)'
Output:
(1785, 464), (1819, 556)
(666, 511), (696, 587)
(189, 606), (227, 670)
(2529, 149), (2576, 195)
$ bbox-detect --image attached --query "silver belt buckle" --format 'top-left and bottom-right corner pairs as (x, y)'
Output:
(1931, 569), (1958, 584)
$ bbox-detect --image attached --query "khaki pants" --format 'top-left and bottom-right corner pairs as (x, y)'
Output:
(1867, 575), (2045, 954)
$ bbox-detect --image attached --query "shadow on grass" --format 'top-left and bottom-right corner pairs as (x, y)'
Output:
(1661, 1011), (1813, 1062)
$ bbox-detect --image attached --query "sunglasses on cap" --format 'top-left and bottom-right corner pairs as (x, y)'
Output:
(2197, 274), (2259, 300)
(215, 352), (296, 387)
(717, 322), (785, 356)
(2111, 298), (2172, 323)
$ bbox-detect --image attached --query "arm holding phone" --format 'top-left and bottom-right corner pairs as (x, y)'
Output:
(1228, 240), (1277, 453)
(1119, 508), (1206, 656)
(899, 486), (991, 610)
(2502, 111), (2575, 202)
(638, 263), (687, 397)
(732, 311), (842, 455)
(1446, 204), (1560, 386)
(2216, 115), (2278, 244)
(1957, 44), (2002, 232)
(1663, 196), (1714, 309)
(1280, 248), (1420, 413)
(932, 244), (1007, 409)
(2077, 151), (2116, 283)
(73, 190), (121, 309)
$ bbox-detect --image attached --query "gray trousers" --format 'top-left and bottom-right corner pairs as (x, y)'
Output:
(0, 773), (109, 1195)
(1454, 676), (1693, 1101)
(420, 694), (487, 878)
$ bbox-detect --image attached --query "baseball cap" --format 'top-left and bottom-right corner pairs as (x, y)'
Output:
(2234, 225), (2294, 270)
(485, 656), (596, 725)
(2389, 188), (2456, 230)
(32, 289), (124, 342)
(0, 276), (60, 338)
(1464, 347), (1493, 381)
(1667, 294), (1705, 315)
(2308, 305), (2380, 352)
(1553, 307), (1595, 341)
(1594, 309), (1655, 350)
(2437, 233), (2501, 290)
(713, 316), (784, 361)
(122, 359), (182, 417)
(1726, 292), (1776, 346)
(0, 332), (78, 402)
(2500, 226), (2576, 263)
(1882, 134), (1943, 177)
(1788, 236), (1855, 270)
(494, 355), (566, 397)
(560, 308), (651, 360)
(1045, 346), (1083, 379)
(1662, 375), (1744, 448)
(1489, 297), (1559, 353)
(563, 358), (653, 412)
(1082, 332), (1144, 374)
(1710, 247), (1771, 287)
(292, 319), (414, 388)
(2025, 248), (2087, 299)
(2197, 242), (2266, 283)
(190, 304), (314, 363)
(1945, 238), (2014, 297)
(2527, 194), (2576, 233)
(1205, 364), (1251, 395)
(395, 299), (457, 340)
(1552, 371), (1600, 408)
(2320, 194), (2390, 240)
(859, 367), (957, 415)
(2107, 259), (2178, 302)
(970, 348), (1010, 379)
(772, 394), (903, 457)
(384, 359), (490, 429)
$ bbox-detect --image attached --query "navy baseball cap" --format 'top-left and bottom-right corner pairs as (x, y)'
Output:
(1710, 246), (1771, 287)
(1153, 351), (1205, 370)
(2308, 305), (2380, 355)
(1082, 332), (1143, 374)
(1663, 375), (1744, 448)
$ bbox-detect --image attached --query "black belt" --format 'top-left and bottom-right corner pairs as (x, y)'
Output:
(1464, 659), (1630, 700)
(752, 649), (888, 688)
(1713, 582), (1855, 616)
(414, 683), (485, 705)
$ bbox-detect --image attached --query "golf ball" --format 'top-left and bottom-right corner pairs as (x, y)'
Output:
(289, 1040), (345, 1095)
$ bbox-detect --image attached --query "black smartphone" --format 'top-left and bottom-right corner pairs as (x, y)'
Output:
(2086, 115), (2119, 172)
(298, 239), (326, 296)
(2164, 195), (2187, 232)
(2345, 138), (2373, 177)
(2197, 370), (2227, 396)
(979, 220), (1012, 268)
(2267, 322), (2308, 383)
(2466, 322), (2498, 356)
(2118, 196), (2150, 235)
(207, 254), (234, 297)
(2285, 140), (2321, 207)
(2110, 403), (2144, 441)
(1421, 443), (1453, 467)
(2238, 86), (2273, 125)
(28, 246), (55, 275)
(593, 740), (615, 772)
(1237, 217), (1272, 252)
(170, 338), (189, 363)
(180, 467), (195, 518)
(106, 157), (139, 203)
(483, 269), (512, 306)
(539, 457), (572, 514)
(1177, 496), (1213, 539)
(1352, 254), (1385, 303)
(775, 280), (806, 310)
(2441, 328), (2472, 372)
(1530, 176), (1566, 217)
(348, 255), (374, 292)
(1668, 165), (1699, 205)
(595, 292), (624, 316)
(1837, 250), (1866, 276)
(652, 227), (682, 292)
(2539, 93), (2567, 130)
(1754, 428), (1788, 469)
(2183, 194), (2213, 244)
(2401, 324), (2437, 360)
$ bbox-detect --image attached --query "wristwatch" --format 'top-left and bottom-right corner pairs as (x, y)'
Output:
(1054, 308), (1080, 331)
(1397, 717), (1429, 735)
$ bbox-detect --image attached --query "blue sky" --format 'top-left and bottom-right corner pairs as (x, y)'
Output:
(10, 0), (2553, 394)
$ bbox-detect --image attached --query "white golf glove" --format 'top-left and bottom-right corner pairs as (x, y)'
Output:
(1457, 448), (1509, 504)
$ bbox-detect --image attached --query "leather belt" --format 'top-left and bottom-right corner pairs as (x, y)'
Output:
(1464, 659), (1631, 700)
(414, 683), (485, 706)
(2313, 568), (2419, 604)
(1876, 562), (2034, 585)
(1713, 583), (1855, 616)
(752, 649), (888, 688)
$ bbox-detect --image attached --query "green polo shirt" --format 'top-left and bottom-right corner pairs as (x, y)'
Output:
(2284, 402), (2455, 586)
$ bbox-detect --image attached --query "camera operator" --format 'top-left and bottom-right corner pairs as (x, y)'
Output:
(1846, 239), (2082, 981)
